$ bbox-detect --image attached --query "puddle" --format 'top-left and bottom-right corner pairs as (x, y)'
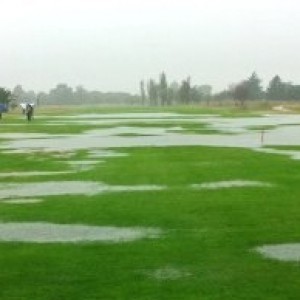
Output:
(86, 126), (174, 136)
(51, 152), (75, 158)
(2, 114), (300, 155)
(53, 112), (185, 119)
(191, 180), (273, 190)
(0, 181), (165, 200)
(255, 148), (300, 160)
(142, 266), (191, 280)
(0, 133), (55, 139)
(0, 129), (262, 152)
(68, 160), (101, 171)
(2, 198), (44, 204)
(0, 222), (162, 243)
(0, 171), (72, 178)
(0, 162), (102, 177)
(88, 150), (128, 158)
(1, 149), (44, 154)
(255, 243), (300, 262)
(49, 112), (213, 120)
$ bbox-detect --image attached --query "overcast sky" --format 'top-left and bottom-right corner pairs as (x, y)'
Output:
(1, 0), (300, 94)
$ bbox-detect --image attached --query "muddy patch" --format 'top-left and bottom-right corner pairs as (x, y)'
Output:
(191, 180), (273, 190)
(0, 181), (165, 200)
(255, 244), (300, 262)
(0, 222), (162, 243)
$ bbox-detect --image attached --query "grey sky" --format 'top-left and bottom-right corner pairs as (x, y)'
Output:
(1, 0), (300, 94)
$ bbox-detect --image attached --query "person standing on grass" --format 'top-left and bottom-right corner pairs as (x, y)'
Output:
(25, 103), (34, 121)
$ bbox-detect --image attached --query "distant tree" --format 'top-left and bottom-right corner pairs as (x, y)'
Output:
(140, 80), (146, 105)
(285, 84), (300, 100)
(74, 85), (87, 104)
(179, 77), (191, 104)
(266, 75), (284, 100)
(214, 89), (232, 105)
(169, 81), (180, 105)
(159, 72), (168, 106)
(49, 84), (74, 104)
(247, 72), (263, 100)
(147, 79), (158, 106)
(197, 85), (212, 105)
(232, 81), (249, 107)
(25, 90), (37, 103)
(12, 85), (25, 104)
(189, 87), (201, 104)
(167, 87), (174, 106)
(198, 85), (212, 96)
(0, 88), (11, 105)
(36, 92), (48, 106)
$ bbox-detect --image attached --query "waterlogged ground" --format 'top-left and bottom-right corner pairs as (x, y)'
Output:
(2, 113), (300, 154)
(0, 222), (162, 243)
(255, 243), (300, 262)
(0, 181), (165, 200)
(1, 108), (300, 299)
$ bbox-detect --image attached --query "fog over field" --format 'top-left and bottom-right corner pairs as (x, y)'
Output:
(1, 0), (300, 93)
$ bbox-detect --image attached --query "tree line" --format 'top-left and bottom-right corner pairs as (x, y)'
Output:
(140, 72), (212, 106)
(0, 84), (139, 108)
(215, 72), (300, 107)
(141, 72), (300, 107)
(14, 84), (140, 106)
(1, 72), (300, 109)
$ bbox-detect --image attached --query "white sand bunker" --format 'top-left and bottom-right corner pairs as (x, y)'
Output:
(0, 222), (162, 243)
(0, 181), (164, 200)
(255, 244), (300, 262)
(191, 180), (273, 190)
(143, 266), (191, 280)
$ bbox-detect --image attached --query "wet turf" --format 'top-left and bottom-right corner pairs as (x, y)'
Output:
(1, 108), (300, 299)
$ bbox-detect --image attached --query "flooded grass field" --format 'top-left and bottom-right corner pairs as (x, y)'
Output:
(1, 106), (300, 299)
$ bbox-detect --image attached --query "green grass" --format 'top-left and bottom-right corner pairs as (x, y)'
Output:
(4, 103), (270, 117)
(0, 116), (102, 134)
(264, 145), (300, 151)
(111, 122), (222, 134)
(247, 125), (278, 131)
(0, 116), (223, 135)
(0, 108), (300, 299)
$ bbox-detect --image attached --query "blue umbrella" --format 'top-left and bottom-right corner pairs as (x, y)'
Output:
(0, 104), (8, 113)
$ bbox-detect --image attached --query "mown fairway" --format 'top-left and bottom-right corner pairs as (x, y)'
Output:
(0, 107), (300, 300)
